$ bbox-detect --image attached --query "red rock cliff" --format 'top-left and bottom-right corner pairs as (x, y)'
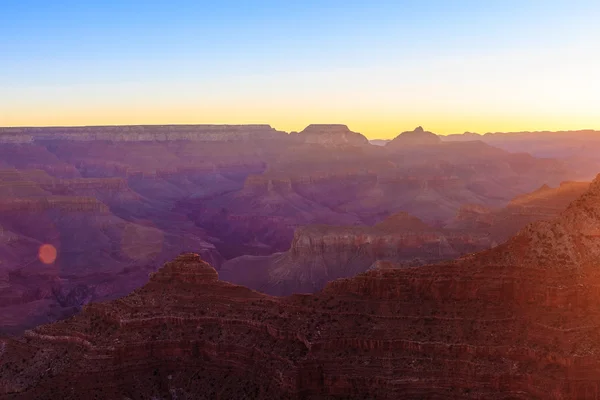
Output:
(219, 212), (493, 296)
(6, 175), (600, 398)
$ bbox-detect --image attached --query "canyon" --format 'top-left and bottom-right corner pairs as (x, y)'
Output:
(3, 174), (600, 398)
(0, 169), (221, 334)
(221, 180), (590, 296)
(219, 212), (492, 296)
(0, 124), (595, 335)
(185, 127), (574, 258)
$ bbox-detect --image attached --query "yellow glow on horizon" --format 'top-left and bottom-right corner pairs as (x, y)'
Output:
(2, 44), (598, 139)
(1, 109), (598, 140)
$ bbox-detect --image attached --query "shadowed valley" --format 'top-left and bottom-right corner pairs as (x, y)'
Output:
(0, 124), (594, 335)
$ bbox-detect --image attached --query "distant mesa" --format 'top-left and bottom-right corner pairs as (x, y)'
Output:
(290, 124), (369, 146)
(386, 126), (442, 147)
(0, 124), (289, 143)
(440, 131), (483, 141)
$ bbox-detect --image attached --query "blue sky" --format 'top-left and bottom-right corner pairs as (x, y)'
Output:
(1, 0), (599, 137)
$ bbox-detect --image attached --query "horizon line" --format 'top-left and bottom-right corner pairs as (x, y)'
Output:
(0, 123), (599, 138)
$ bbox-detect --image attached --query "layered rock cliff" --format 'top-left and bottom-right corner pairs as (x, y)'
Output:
(0, 124), (288, 142)
(191, 136), (573, 258)
(6, 173), (600, 400)
(0, 124), (586, 346)
(219, 212), (492, 296)
(0, 197), (110, 213)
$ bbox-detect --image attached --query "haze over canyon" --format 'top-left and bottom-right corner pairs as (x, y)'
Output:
(0, 123), (599, 399)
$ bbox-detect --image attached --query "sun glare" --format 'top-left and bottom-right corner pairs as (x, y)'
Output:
(38, 244), (57, 264)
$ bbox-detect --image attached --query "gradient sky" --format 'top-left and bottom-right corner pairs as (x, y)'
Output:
(1, 0), (599, 138)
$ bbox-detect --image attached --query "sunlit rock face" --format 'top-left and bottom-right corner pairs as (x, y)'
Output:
(5, 178), (600, 398)
(447, 180), (591, 243)
(485, 174), (600, 269)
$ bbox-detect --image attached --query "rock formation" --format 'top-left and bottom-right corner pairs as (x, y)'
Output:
(385, 126), (442, 147)
(219, 212), (492, 296)
(0, 124), (583, 336)
(0, 124), (288, 143)
(290, 124), (369, 146)
(447, 180), (591, 243)
(441, 129), (600, 179)
(189, 136), (573, 257)
(220, 181), (592, 296)
(5, 175), (600, 398)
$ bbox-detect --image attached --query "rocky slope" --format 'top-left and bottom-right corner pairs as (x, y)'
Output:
(447, 180), (591, 243)
(4, 175), (600, 398)
(220, 212), (492, 296)
(0, 144), (80, 178)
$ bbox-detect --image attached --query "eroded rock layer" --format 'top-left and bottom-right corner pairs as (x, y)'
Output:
(3, 175), (600, 398)
(220, 212), (492, 296)
(0, 125), (288, 142)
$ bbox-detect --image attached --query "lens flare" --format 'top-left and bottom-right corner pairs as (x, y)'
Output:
(38, 244), (57, 264)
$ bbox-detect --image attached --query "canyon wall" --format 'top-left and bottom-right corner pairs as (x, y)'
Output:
(4, 174), (600, 400)
(220, 212), (493, 296)
(0, 124), (586, 338)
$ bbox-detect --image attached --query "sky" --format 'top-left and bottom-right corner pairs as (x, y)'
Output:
(1, 0), (599, 138)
